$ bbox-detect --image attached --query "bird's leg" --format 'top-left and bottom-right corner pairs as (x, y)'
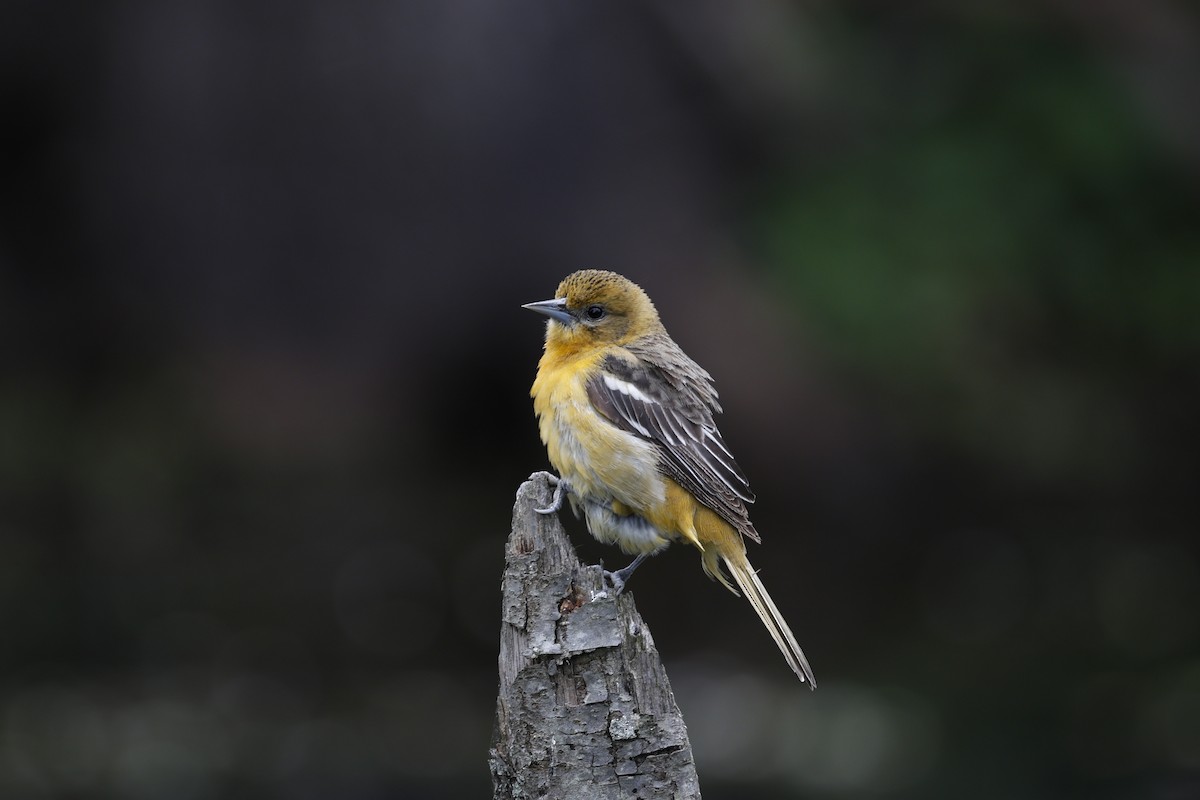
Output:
(603, 552), (650, 595)
(532, 472), (573, 515)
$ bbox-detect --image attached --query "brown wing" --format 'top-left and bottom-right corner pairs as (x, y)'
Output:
(586, 350), (761, 543)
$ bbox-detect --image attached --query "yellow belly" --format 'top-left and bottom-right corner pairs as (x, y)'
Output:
(534, 369), (664, 507)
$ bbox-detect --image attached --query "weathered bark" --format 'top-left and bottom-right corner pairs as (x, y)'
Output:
(489, 473), (701, 800)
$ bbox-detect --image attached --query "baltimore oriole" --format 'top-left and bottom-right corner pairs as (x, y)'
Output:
(524, 269), (816, 687)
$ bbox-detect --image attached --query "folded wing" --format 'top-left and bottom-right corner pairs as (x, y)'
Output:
(586, 345), (761, 543)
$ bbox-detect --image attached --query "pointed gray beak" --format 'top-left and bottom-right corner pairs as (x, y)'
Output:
(522, 297), (575, 326)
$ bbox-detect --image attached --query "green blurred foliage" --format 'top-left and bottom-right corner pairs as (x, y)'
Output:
(760, 26), (1198, 484)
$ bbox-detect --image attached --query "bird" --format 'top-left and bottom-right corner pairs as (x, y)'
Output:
(523, 269), (816, 687)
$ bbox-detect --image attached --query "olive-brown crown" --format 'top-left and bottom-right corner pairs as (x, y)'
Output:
(550, 270), (662, 347)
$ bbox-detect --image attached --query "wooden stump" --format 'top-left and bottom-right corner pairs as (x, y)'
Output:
(489, 473), (701, 799)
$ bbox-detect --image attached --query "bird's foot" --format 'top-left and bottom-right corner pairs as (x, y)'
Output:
(532, 473), (572, 514)
(602, 552), (650, 595)
(602, 569), (628, 595)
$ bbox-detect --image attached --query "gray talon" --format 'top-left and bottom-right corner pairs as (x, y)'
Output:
(603, 552), (649, 595)
(603, 570), (626, 595)
(534, 475), (571, 514)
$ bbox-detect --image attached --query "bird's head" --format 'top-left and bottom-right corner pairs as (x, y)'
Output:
(523, 270), (661, 350)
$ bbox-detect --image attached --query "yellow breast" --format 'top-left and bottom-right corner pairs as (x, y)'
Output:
(531, 352), (665, 513)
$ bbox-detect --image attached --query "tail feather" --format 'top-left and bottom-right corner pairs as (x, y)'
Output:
(721, 551), (817, 688)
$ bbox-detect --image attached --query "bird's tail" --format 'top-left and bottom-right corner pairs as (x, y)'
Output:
(706, 548), (817, 688)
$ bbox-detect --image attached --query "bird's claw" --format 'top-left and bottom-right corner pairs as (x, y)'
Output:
(533, 473), (571, 514)
(602, 569), (629, 595)
(601, 552), (649, 596)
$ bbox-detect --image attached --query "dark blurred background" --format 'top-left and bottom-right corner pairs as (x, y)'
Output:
(3, 1), (1199, 798)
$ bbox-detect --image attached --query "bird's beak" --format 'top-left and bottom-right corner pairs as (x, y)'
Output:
(522, 298), (575, 326)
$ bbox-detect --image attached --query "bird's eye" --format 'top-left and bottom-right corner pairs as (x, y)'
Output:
(585, 304), (606, 320)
